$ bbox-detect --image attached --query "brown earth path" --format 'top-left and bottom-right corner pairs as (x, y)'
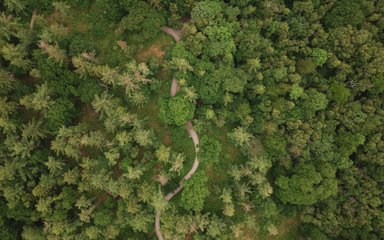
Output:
(160, 26), (182, 43)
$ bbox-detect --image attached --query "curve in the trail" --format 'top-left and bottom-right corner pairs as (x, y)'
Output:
(161, 26), (182, 43)
(155, 26), (201, 240)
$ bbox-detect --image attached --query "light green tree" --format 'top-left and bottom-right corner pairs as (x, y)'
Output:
(20, 83), (52, 111)
(228, 127), (252, 147)
(1, 43), (31, 69)
(155, 145), (171, 163)
(181, 171), (209, 212)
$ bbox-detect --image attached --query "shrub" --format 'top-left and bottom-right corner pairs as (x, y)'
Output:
(181, 171), (209, 212)
(159, 95), (195, 126)
(200, 135), (222, 165)
(323, 0), (365, 29)
(45, 98), (76, 132)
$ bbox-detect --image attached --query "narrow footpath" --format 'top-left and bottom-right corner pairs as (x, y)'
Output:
(155, 26), (200, 240)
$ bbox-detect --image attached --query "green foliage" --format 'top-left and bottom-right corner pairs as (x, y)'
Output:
(19, 83), (52, 111)
(181, 171), (209, 212)
(34, 52), (78, 97)
(290, 83), (304, 100)
(197, 70), (224, 104)
(134, 128), (153, 147)
(191, 0), (223, 26)
(159, 95), (195, 126)
(93, 208), (113, 226)
(336, 132), (365, 158)
(206, 214), (226, 238)
(21, 226), (45, 240)
(300, 224), (330, 240)
(301, 89), (328, 119)
(68, 35), (97, 57)
(94, 0), (124, 22)
(0, 1), (383, 239)
(1, 43), (31, 70)
(228, 127), (252, 147)
(311, 48), (328, 67)
(222, 68), (247, 93)
(369, 75), (384, 95)
(45, 98), (76, 132)
(262, 135), (287, 160)
(200, 135), (222, 164)
(0, 220), (20, 240)
(302, 167), (383, 239)
(155, 145), (171, 163)
(75, 78), (103, 103)
(323, 0), (365, 28)
(203, 25), (235, 58)
(289, 16), (310, 38)
(275, 163), (338, 205)
(296, 58), (316, 75)
(328, 82), (350, 104)
(117, 1), (165, 42)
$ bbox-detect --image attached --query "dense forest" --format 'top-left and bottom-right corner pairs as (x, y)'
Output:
(0, 0), (383, 239)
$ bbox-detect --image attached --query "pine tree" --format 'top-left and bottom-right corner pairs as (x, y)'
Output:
(228, 127), (252, 147)
(38, 41), (67, 65)
(0, 13), (22, 41)
(20, 119), (46, 141)
(170, 153), (185, 174)
(130, 92), (148, 107)
(45, 156), (64, 175)
(246, 58), (261, 73)
(0, 69), (15, 92)
(20, 83), (52, 111)
(183, 86), (198, 103)
(52, 1), (70, 16)
(156, 145), (171, 163)
(91, 92), (113, 119)
(63, 167), (79, 185)
(1, 43), (31, 70)
(133, 128), (152, 147)
(151, 190), (168, 211)
(3, 0), (26, 14)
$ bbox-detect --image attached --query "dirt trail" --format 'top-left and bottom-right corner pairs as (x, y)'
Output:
(160, 26), (182, 42)
(155, 26), (201, 240)
(29, 10), (37, 29)
(170, 78), (180, 97)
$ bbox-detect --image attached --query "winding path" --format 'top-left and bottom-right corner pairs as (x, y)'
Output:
(160, 26), (182, 43)
(155, 26), (200, 240)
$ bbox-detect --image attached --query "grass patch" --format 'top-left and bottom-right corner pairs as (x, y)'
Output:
(136, 33), (173, 62)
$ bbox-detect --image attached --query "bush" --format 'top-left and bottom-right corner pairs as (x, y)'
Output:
(328, 82), (350, 104)
(369, 75), (384, 95)
(34, 51), (77, 97)
(94, 0), (124, 22)
(45, 98), (76, 132)
(323, 0), (365, 29)
(301, 224), (330, 240)
(191, 0), (223, 27)
(118, 1), (165, 42)
(311, 48), (327, 67)
(75, 78), (103, 103)
(68, 35), (97, 57)
(159, 95), (195, 126)
(200, 135), (222, 165)
(289, 16), (310, 38)
(181, 171), (209, 212)
(296, 58), (316, 75)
